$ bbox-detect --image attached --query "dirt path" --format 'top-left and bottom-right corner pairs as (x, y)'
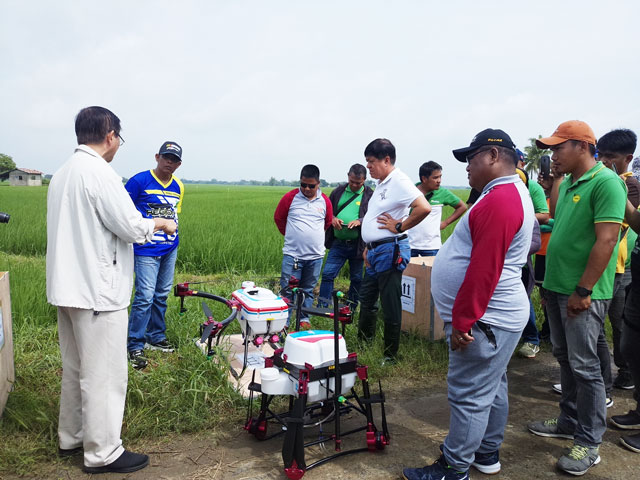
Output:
(20, 350), (640, 479)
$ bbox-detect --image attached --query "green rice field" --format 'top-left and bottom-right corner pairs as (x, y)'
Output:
(0, 183), (468, 474)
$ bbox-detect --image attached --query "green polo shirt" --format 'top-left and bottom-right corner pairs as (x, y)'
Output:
(528, 180), (549, 214)
(543, 162), (626, 299)
(334, 186), (364, 241)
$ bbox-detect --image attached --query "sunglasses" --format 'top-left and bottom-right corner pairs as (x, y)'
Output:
(300, 182), (319, 189)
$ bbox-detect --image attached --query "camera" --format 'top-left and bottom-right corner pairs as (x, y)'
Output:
(0, 212), (10, 223)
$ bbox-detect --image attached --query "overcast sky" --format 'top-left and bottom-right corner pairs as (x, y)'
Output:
(2, 1), (639, 186)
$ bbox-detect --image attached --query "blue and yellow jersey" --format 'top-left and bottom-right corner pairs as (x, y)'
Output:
(125, 169), (184, 256)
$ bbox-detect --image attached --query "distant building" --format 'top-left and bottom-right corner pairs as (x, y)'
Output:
(9, 168), (43, 186)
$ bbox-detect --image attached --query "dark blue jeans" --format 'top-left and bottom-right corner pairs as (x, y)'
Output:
(128, 248), (178, 352)
(318, 239), (364, 307)
(410, 248), (438, 257)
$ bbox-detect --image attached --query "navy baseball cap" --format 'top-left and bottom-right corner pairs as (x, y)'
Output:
(452, 129), (517, 162)
(158, 141), (182, 161)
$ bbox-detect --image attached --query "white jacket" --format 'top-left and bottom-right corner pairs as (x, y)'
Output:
(46, 145), (155, 311)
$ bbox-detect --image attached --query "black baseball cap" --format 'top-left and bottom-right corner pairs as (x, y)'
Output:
(452, 128), (516, 162)
(158, 141), (183, 161)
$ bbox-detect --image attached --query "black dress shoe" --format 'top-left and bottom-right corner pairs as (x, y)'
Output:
(58, 446), (83, 457)
(83, 450), (149, 473)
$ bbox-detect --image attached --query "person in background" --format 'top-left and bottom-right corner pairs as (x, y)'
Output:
(534, 166), (554, 342)
(318, 163), (373, 307)
(516, 149), (549, 359)
(407, 161), (466, 257)
(274, 164), (332, 327)
(597, 128), (640, 391)
(126, 141), (184, 370)
(358, 138), (430, 363)
(46, 106), (176, 474)
(402, 129), (534, 480)
(527, 120), (626, 476)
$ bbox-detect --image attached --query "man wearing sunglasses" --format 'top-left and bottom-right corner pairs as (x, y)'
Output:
(274, 164), (332, 326)
(403, 129), (534, 480)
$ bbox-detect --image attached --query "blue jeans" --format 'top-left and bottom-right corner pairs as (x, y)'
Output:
(520, 299), (540, 345)
(318, 240), (364, 307)
(410, 248), (438, 257)
(128, 248), (178, 352)
(547, 291), (609, 447)
(279, 255), (323, 324)
(443, 322), (521, 470)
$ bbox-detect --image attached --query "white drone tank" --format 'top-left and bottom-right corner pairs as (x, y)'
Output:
(231, 282), (289, 336)
(260, 330), (357, 402)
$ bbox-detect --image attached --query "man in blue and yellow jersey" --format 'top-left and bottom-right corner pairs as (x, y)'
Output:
(126, 141), (184, 369)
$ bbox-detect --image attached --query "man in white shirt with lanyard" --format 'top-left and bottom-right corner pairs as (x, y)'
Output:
(358, 138), (431, 362)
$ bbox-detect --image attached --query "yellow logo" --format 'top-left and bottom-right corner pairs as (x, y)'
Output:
(356, 201), (361, 205)
(573, 195), (581, 203)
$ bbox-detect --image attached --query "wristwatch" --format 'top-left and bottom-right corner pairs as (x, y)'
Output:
(395, 222), (403, 233)
(575, 286), (593, 297)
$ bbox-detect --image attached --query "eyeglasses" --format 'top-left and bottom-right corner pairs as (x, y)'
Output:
(113, 131), (125, 146)
(300, 182), (319, 189)
(466, 147), (492, 163)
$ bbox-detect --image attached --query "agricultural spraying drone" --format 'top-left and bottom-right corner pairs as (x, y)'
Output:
(174, 280), (390, 479)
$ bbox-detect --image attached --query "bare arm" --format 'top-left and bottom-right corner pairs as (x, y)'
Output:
(567, 222), (620, 317)
(440, 200), (467, 230)
(535, 212), (550, 225)
(377, 194), (431, 233)
(549, 176), (562, 218)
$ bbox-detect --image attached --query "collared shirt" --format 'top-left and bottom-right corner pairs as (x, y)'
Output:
(46, 145), (155, 311)
(544, 161), (626, 299)
(274, 188), (332, 260)
(361, 168), (422, 244)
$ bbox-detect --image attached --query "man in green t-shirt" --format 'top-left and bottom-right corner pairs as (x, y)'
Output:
(319, 164), (373, 307)
(407, 161), (467, 257)
(527, 120), (627, 476)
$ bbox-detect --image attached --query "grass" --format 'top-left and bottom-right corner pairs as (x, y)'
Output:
(0, 184), (469, 475)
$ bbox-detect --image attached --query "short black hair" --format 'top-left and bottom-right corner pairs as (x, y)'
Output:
(364, 138), (396, 164)
(597, 128), (637, 155)
(300, 164), (320, 181)
(569, 140), (597, 157)
(497, 146), (518, 165)
(348, 163), (367, 178)
(75, 106), (121, 145)
(419, 161), (442, 181)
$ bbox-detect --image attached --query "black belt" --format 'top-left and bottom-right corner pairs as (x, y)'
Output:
(335, 238), (358, 245)
(366, 234), (407, 250)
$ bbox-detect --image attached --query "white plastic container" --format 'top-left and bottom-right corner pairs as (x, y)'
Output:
(231, 284), (289, 336)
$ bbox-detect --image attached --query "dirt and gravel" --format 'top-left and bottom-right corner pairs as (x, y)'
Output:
(16, 349), (640, 480)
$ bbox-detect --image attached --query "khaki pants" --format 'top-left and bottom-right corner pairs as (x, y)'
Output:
(57, 307), (127, 467)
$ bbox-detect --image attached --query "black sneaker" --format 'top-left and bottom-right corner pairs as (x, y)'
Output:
(472, 450), (500, 474)
(613, 371), (635, 390)
(611, 410), (640, 430)
(620, 433), (640, 453)
(83, 450), (149, 473)
(128, 349), (148, 370)
(58, 446), (83, 457)
(144, 339), (175, 352)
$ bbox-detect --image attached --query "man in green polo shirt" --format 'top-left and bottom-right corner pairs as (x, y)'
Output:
(407, 161), (466, 257)
(319, 164), (373, 306)
(527, 120), (627, 476)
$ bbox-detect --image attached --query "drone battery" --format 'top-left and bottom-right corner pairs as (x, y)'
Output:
(231, 283), (289, 336)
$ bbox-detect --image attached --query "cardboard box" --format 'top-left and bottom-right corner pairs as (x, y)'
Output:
(401, 257), (444, 340)
(0, 272), (15, 416)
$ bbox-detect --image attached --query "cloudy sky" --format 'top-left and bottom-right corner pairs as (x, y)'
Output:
(2, 1), (639, 186)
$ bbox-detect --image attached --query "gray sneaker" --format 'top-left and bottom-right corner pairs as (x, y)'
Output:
(528, 418), (574, 439)
(518, 342), (540, 358)
(557, 444), (600, 476)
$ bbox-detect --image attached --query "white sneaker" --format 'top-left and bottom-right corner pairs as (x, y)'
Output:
(552, 383), (562, 394)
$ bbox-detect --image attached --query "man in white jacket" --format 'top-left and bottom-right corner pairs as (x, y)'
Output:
(46, 106), (176, 474)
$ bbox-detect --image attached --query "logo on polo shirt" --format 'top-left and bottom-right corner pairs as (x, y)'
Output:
(573, 194), (581, 203)
(379, 189), (387, 200)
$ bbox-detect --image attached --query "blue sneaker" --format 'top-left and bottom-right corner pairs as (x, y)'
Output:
(403, 455), (469, 480)
(471, 450), (500, 474)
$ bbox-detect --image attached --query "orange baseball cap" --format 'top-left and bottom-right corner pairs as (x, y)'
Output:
(536, 120), (597, 148)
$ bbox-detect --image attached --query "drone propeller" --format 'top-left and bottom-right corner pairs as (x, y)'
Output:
(202, 301), (214, 320)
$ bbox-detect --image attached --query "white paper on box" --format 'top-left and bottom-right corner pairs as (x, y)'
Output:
(401, 275), (416, 314)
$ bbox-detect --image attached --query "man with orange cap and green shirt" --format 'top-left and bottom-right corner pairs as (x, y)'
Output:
(527, 121), (627, 475)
